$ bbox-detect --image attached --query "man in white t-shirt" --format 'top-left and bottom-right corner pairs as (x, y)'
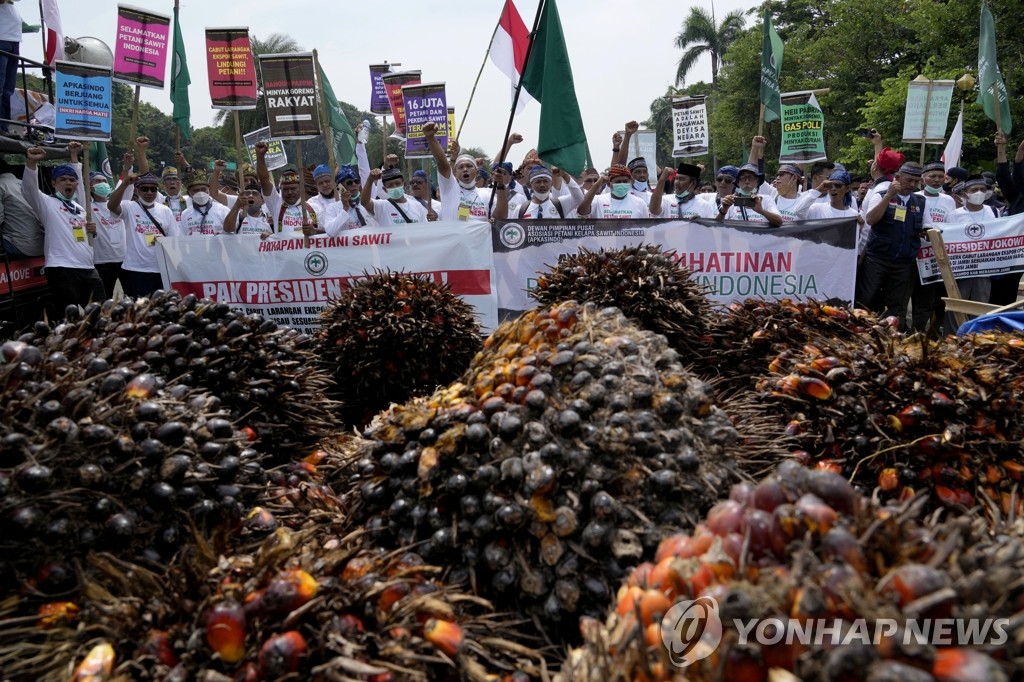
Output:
(425, 122), (504, 222)
(107, 171), (180, 298)
(626, 157), (652, 202)
(715, 164), (783, 226)
(911, 161), (958, 332)
(577, 164), (649, 219)
(410, 169), (441, 221)
(805, 170), (862, 221)
(80, 167), (127, 299)
(255, 141), (320, 236)
(223, 179), (274, 237)
(772, 164), (815, 222)
(22, 146), (104, 314)
(649, 163), (718, 221)
(308, 164), (344, 225)
(501, 165), (583, 220)
(944, 176), (997, 332)
(360, 167), (427, 224)
(180, 169), (229, 236)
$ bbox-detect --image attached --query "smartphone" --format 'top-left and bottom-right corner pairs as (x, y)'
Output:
(733, 195), (756, 208)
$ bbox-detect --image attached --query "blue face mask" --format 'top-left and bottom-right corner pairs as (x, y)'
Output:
(675, 191), (691, 201)
(611, 183), (631, 198)
(92, 183), (112, 198)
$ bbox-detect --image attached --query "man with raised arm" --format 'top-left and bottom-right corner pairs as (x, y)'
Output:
(649, 163), (717, 221)
(427, 121), (504, 222)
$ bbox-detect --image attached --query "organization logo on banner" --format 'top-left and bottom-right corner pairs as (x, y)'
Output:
(661, 597), (723, 667)
(499, 223), (526, 249)
(965, 223), (985, 239)
(304, 251), (328, 276)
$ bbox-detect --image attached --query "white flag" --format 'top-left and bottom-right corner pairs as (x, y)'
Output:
(943, 104), (964, 170)
(41, 0), (65, 66)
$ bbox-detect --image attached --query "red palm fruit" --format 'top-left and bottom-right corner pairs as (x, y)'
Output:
(820, 527), (868, 574)
(815, 459), (845, 476)
(742, 509), (775, 559)
(810, 356), (841, 372)
(679, 532), (714, 559)
(897, 404), (928, 428)
(720, 532), (745, 566)
(878, 468), (899, 492)
(141, 629), (178, 667)
(797, 376), (832, 400)
(706, 500), (745, 536)
(241, 426), (258, 441)
(647, 556), (683, 598)
(638, 590), (673, 626)
(784, 420), (802, 436)
(723, 643), (768, 682)
(424, 618), (464, 657)
(887, 564), (949, 608)
(258, 631), (307, 678)
(37, 601), (78, 629)
(688, 564), (716, 597)
(818, 562), (864, 619)
(790, 584), (827, 621)
(933, 648), (1007, 682)
(1001, 492), (1023, 517)
(341, 554), (376, 583)
(377, 582), (411, 616)
(751, 478), (788, 512)
(644, 621), (662, 649)
(795, 494), (837, 536)
(206, 603), (247, 664)
(822, 305), (849, 320)
(806, 469), (857, 515)
(70, 642), (115, 681)
(934, 486), (960, 507)
(125, 373), (158, 399)
(1003, 460), (1024, 481)
(899, 485), (917, 502)
(654, 534), (690, 563)
(616, 585), (645, 618)
(628, 562), (654, 588)
(730, 482), (754, 505)
(264, 567), (318, 616)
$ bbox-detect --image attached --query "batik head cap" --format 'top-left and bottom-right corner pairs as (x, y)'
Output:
(279, 167), (300, 185)
(627, 157), (647, 171)
(312, 164), (332, 179)
(897, 162), (924, 177)
(923, 161), (946, 174)
(607, 164), (631, 180)
(381, 167), (404, 183)
(161, 166), (179, 179)
(828, 170), (852, 185)
(876, 148), (905, 175)
(335, 165), (358, 183)
(491, 161), (513, 173)
(777, 164), (803, 178)
(134, 171), (161, 186)
(528, 165), (553, 182)
(51, 165), (77, 181)
(964, 175), (987, 190)
(184, 168), (210, 188)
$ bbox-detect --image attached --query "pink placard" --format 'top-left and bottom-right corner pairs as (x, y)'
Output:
(113, 5), (170, 90)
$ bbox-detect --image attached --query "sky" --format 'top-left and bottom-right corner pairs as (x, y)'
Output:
(17, 0), (755, 164)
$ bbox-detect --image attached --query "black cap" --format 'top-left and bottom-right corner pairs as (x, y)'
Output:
(946, 166), (968, 182)
(676, 162), (702, 180)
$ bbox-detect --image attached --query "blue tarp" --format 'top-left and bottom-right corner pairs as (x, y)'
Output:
(957, 311), (1024, 335)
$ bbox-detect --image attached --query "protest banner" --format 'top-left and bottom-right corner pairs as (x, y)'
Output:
(54, 61), (112, 142)
(259, 53), (321, 140)
(492, 218), (858, 321)
(916, 214), (1024, 284)
(402, 82), (448, 158)
(369, 64), (392, 115)
(448, 107), (457, 145)
(155, 222), (498, 334)
(205, 28), (257, 109)
(243, 126), (288, 171)
(113, 5), (170, 89)
(779, 91), (827, 164)
(382, 70), (421, 138)
(671, 96), (709, 157)
(617, 129), (657, 176)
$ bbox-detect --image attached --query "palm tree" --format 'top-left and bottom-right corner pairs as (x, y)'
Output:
(673, 7), (746, 88)
(215, 33), (302, 134)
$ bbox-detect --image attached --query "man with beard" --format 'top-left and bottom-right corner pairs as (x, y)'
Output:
(107, 169), (180, 298)
(649, 163), (717, 220)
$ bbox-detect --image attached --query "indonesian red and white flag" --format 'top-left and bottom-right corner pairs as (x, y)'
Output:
(942, 105), (964, 171)
(41, 0), (65, 66)
(489, 0), (534, 114)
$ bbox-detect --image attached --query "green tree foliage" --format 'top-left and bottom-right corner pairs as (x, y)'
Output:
(674, 7), (747, 88)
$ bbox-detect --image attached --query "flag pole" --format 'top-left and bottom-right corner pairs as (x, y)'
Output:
(919, 78), (934, 164)
(758, 104), (765, 138)
(37, 0), (47, 68)
(174, 0), (180, 153)
(232, 111), (245, 184)
(128, 85), (141, 148)
(82, 142), (93, 245)
(457, 7), (504, 142)
(488, 0), (546, 217)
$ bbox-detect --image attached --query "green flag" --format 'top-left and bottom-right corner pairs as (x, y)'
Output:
(760, 9), (784, 123)
(978, 2), (1012, 134)
(89, 142), (112, 180)
(170, 4), (191, 141)
(317, 63), (357, 166)
(519, 0), (588, 175)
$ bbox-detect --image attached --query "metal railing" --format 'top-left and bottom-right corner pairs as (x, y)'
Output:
(0, 47), (54, 139)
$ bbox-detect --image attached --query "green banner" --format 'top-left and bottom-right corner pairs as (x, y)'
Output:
(779, 92), (826, 164)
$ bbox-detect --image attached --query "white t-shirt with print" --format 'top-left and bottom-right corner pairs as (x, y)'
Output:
(652, 195), (718, 221)
(721, 194), (781, 224)
(264, 188), (324, 236)
(367, 198), (428, 225)
(181, 201), (230, 236)
(588, 193), (650, 219)
(438, 175), (525, 222)
(116, 200), (180, 273)
(919, 191), (957, 226)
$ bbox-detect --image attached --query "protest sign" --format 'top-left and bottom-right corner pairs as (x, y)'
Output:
(156, 222), (498, 334)
(259, 53), (321, 140)
(54, 61), (112, 142)
(493, 218), (857, 320)
(902, 78), (954, 143)
(369, 64), (392, 115)
(916, 214), (1024, 284)
(382, 70), (421, 137)
(113, 5), (171, 89)
(243, 126), (288, 171)
(617, 129), (657, 176)
(672, 96), (709, 157)
(448, 107), (457, 142)
(402, 82), (448, 158)
(779, 91), (826, 163)
(205, 28), (257, 109)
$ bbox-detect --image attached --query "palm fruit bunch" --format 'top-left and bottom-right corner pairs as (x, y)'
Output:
(344, 301), (741, 635)
(559, 461), (1022, 682)
(753, 329), (1024, 511)
(528, 244), (713, 352)
(693, 298), (886, 395)
(315, 271), (482, 426)
(16, 291), (335, 451)
(0, 335), (300, 590)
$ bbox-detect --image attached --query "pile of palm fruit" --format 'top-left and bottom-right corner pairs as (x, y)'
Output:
(558, 461), (1021, 681)
(341, 301), (744, 634)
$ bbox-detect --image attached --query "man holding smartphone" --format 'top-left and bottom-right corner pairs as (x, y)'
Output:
(715, 163), (783, 226)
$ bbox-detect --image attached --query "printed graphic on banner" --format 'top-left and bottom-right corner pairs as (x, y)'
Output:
(493, 218), (857, 320)
(156, 222), (498, 333)
(205, 28), (257, 109)
(780, 91), (827, 164)
(244, 126), (288, 171)
(617, 129), (657, 178)
(916, 214), (1024, 284)
(448, 107), (457, 144)
(54, 61), (112, 141)
(672, 97), (709, 157)
(902, 79), (954, 143)
(259, 53), (321, 140)
(369, 64), (392, 115)
(113, 5), (171, 89)
(403, 82), (448, 158)
(382, 70), (421, 138)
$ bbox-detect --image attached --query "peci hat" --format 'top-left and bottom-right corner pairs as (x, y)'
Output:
(897, 162), (924, 177)
(923, 161), (946, 174)
(381, 167), (404, 183)
(676, 162), (702, 180)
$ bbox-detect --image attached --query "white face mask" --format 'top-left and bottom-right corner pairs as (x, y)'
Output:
(458, 179), (477, 190)
(967, 191), (986, 206)
(632, 180), (648, 192)
(984, 189), (994, 201)
(191, 191), (211, 206)
(532, 191), (550, 202)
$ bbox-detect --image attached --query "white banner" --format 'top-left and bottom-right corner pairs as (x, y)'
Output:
(917, 214), (1024, 284)
(618, 129), (657, 174)
(156, 221), (498, 333)
(902, 79), (955, 143)
(493, 219), (859, 321)
(672, 96), (709, 157)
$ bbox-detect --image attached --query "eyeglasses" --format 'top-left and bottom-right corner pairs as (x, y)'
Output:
(716, 177), (735, 184)
(410, 180), (425, 186)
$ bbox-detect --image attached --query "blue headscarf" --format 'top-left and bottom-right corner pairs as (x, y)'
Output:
(491, 161), (513, 174)
(313, 164), (333, 179)
(412, 168), (432, 191)
(828, 170), (854, 208)
(716, 165), (739, 179)
(335, 165), (358, 183)
(51, 165), (77, 181)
